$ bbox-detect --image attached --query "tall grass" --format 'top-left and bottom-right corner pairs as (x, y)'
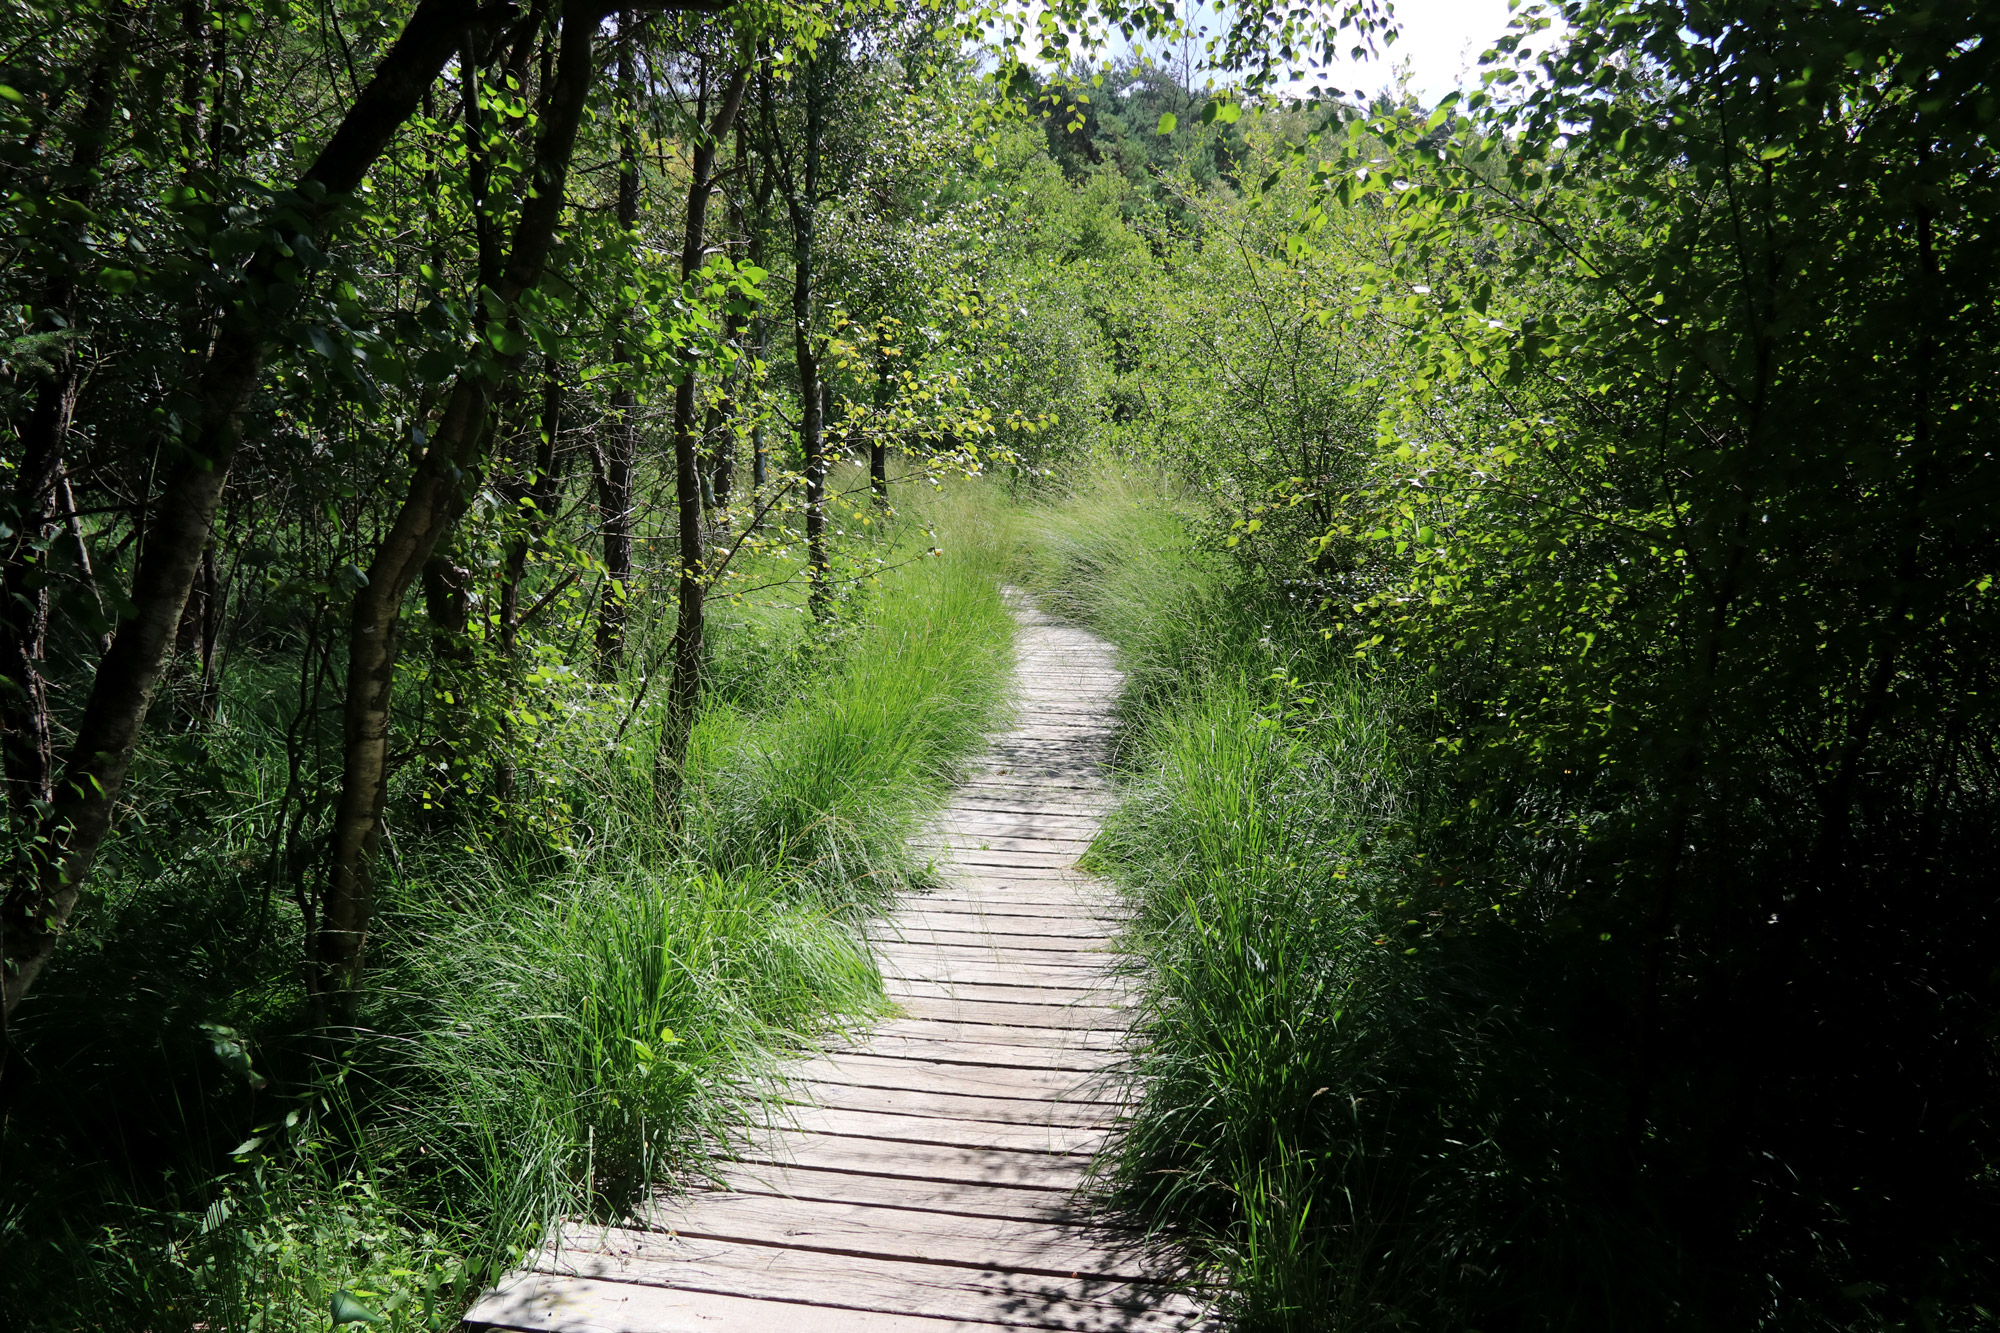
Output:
(0, 487), (1014, 1332)
(691, 485), (1016, 902)
(1021, 475), (1593, 1330)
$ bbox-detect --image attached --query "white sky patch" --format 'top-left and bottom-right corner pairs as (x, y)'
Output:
(1107, 0), (1552, 109)
(1322, 0), (1522, 102)
(991, 0), (1559, 111)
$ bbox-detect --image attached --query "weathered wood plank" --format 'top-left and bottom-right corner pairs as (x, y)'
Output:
(891, 910), (1120, 937)
(784, 1051), (1122, 1103)
(635, 1193), (1158, 1281)
(757, 1104), (1108, 1155)
(887, 995), (1130, 1030)
(732, 1130), (1088, 1190)
(711, 1162), (1084, 1224)
(785, 1079), (1121, 1128)
(873, 957), (1131, 992)
(535, 1228), (1202, 1333)
(871, 927), (1116, 955)
(467, 1271), (1009, 1333)
(883, 977), (1133, 1009)
(914, 834), (1096, 856)
(837, 1033), (1122, 1073)
(900, 899), (1126, 924)
(871, 945), (1125, 977)
(869, 1018), (1128, 1052)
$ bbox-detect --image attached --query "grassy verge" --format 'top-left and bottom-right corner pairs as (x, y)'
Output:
(0, 485), (1013, 1332)
(1017, 475), (1456, 1331)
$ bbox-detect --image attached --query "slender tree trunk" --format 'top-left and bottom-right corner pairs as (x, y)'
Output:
(803, 369), (827, 610)
(320, 0), (607, 1010)
(0, 0), (508, 1026)
(709, 404), (735, 509)
(870, 345), (890, 506)
(173, 539), (224, 729)
(419, 549), (471, 824)
(596, 12), (642, 676)
(777, 47), (831, 618)
(0, 7), (128, 822)
(496, 372), (565, 802)
(654, 65), (751, 827)
(500, 374), (567, 658)
(744, 91), (776, 493)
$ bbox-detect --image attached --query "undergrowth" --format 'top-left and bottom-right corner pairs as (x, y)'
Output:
(0, 486), (1012, 1332)
(1018, 473), (1627, 1331)
(1021, 472), (2000, 1331)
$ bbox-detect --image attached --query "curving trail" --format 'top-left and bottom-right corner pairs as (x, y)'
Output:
(465, 591), (1199, 1332)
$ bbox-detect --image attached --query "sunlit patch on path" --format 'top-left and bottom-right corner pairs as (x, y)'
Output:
(465, 590), (1204, 1332)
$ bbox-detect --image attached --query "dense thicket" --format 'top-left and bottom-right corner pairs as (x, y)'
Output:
(1003, 1), (1999, 1326)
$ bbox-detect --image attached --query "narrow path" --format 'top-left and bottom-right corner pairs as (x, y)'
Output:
(466, 592), (1198, 1332)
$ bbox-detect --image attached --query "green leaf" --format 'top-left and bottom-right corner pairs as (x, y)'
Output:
(0, 84), (23, 104)
(486, 324), (528, 357)
(330, 1291), (387, 1326)
(1155, 112), (1177, 136)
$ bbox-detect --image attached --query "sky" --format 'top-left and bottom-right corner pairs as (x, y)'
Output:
(1316, 0), (1523, 103)
(1100, 0), (1533, 109)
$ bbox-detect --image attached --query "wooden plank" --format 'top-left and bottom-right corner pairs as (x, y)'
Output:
(881, 906), (1116, 932)
(733, 1131), (1088, 1190)
(754, 1104), (1107, 1155)
(929, 852), (1090, 873)
(883, 977), (1132, 1009)
(467, 1271), (1009, 1333)
(876, 962), (1127, 989)
(870, 1019), (1127, 1053)
(872, 943), (1124, 974)
(873, 939), (1124, 968)
(870, 927), (1115, 954)
(940, 793), (1114, 813)
(898, 899), (1125, 923)
(536, 1228), (1203, 1333)
(840, 1033), (1122, 1073)
(915, 834), (1096, 855)
(873, 958), (1130, 992)
(937, 788), (1103, 804)
(930, 864), (1114, 881)
(713, 1161), (1083, 1224)
(895, 903), (1120, 926)
(936, 800), (1112, 820)
(787, 1079), (1120, 1129)
(887, 995), (1129, 1030)
(911, 884), (1123, 907)
(636, 1193), (1158, 1281)
(785, 1052), (1121, 1103)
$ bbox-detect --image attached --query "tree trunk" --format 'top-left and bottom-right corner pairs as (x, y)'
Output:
(173, 540), (224, 729)
(778, 47), (831, 618)
(0, 0), (506, 1027)
(596, 12), (642, 677)
(870, 346), (891, 506)
(0, 6), (128, 823)
(500, 373), (567, 658)
(654, 65), (751, 828)
(319, 0), (607, 1010)
(496, 371), (566, 802)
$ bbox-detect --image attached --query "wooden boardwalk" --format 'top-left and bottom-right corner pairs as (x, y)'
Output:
(465, 592), (1200, 1333)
